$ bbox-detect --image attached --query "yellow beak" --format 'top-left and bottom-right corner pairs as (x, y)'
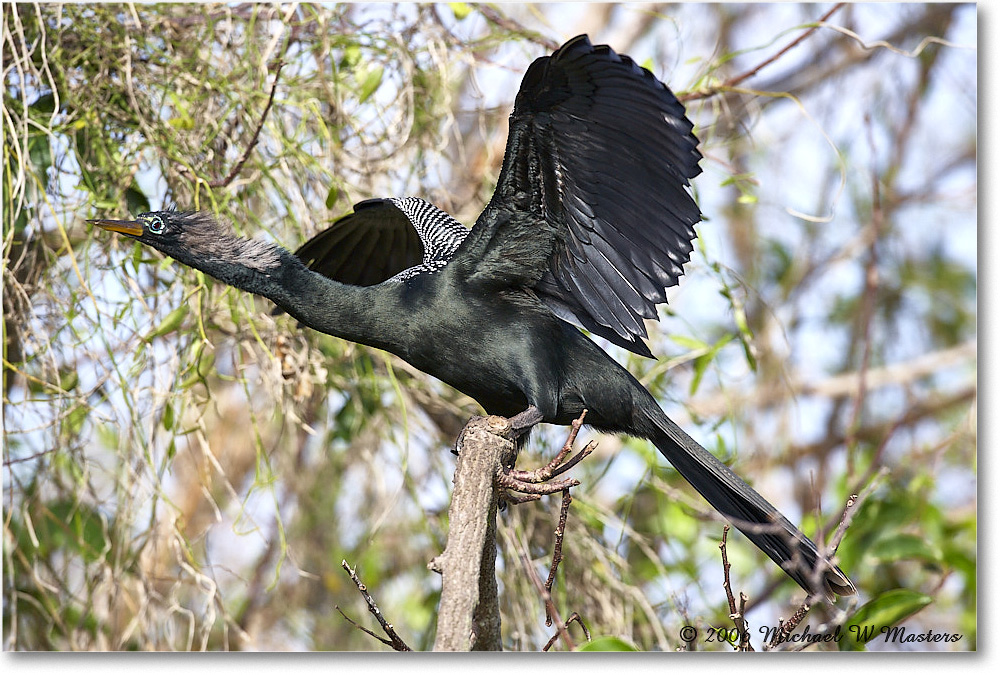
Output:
(89, 219), (144, 236)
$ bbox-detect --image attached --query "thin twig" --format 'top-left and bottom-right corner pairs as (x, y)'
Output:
(829, 493), (860, 555)
(514, 535), (574, 651)
(842, 113), (885, 476)
(208, 61), (285, 188)
(765, 601), (812, 650)
(502, 411), (590, 632)
(497, 472), (579, 495)
(544, 488), (573, 626)
(718, 527), (754, 651)
(502, 491), (543, 505)
(720, 526), (736, 614)
(680, 3), (846, 102)
(542, 612), (591, 652)
(788, 385), (975, 464)
(335, 606), (398, 649)
(476, 5), (560, 52)
(340, 560), (412, 651)
(688, 342), (975, 419)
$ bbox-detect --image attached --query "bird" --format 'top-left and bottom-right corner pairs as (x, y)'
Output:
(91, 34), (855, 597)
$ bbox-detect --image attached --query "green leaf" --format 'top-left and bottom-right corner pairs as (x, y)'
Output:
(75, 126), (98, 195)
(162, 401), (175, 430)
(325, 185), (340, 209)
(577, 636), (640, 651)
(657, 499), (698, 544)
(27, 500), (110, 564)
(341, 43), (361, 68)
(96, 422), (119, 450)
(731, 303), (756, 371)
(690, 334), (733, 395)
(839, 589), (933, 651)
(59, 369), (80, 392)
(866, 533), (943, 565)
(29, 92), (56, 115)
(358, 65), (384, 103)
(131, 240), (144, 272)
(64, 405), (88, 437)
(28, 132), (53, 191)
(669, 334), (708, 352)
(145, 305), (189, 340)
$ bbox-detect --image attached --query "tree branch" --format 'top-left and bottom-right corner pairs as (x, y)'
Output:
(430, 410), (592, 650)
(542, 612), (590, 652)
(208, 61), (285, 189)
(430, 416), (514, 651)
(338, 560), (412, 651)
(680, 4), (846, 102)
(719, 526), (754, 651)
(544, 488), (573, 627)
(686, 341), (976, 419)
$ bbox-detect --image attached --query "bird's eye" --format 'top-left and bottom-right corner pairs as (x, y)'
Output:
(147, 216), (165, 234)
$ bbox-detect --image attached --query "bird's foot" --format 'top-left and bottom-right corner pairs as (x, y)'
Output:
(497, 471), (580, 503)
(499, 409), (595, 504)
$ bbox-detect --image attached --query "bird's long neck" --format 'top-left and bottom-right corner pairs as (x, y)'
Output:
(182, 237), (397, 350)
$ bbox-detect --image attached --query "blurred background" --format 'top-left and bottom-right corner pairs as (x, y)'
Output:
(2, 3), (976, 651)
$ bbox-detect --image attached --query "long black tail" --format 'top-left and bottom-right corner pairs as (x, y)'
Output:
(648, 412), (856, 597)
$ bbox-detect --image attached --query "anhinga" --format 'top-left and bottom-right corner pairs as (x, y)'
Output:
(91, 35), (855, 597)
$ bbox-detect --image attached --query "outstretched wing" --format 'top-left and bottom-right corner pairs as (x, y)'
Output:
(292, 197), (468, 286)
(472, 34), (703, 357)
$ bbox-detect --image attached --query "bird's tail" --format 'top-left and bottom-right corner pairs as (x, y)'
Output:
(647, 412), (856, 597)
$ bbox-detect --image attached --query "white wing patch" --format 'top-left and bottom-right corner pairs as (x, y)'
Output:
(386, 197), (469, 281)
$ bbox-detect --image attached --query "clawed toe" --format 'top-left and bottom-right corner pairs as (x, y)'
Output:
(497, 409), (594, 505)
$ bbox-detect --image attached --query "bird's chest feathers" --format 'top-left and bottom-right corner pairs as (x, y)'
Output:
(389, 279), (540, 408)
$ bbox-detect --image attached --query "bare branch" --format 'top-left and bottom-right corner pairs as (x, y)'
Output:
(544, 488), (573, 626)
(208, 61), (285, 189)
(687, 341), (976, 419)
(475, 6), (560, 52)
(340, 560), (412, 651)
(719, 526), (754, 651)
(543, 612), (590, 652)
(513, 533), (574, 651)
(680, 4), (846, 102)
(431, 416), (512, 651)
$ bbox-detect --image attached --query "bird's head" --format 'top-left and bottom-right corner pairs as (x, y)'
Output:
(89, 211), (206, 247)
(90, 210), (282, 273)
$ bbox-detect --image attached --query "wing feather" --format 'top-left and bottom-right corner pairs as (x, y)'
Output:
(467, 34), (701, 356)
(292, 199), (426, 287)
(292, 197), (470, 287)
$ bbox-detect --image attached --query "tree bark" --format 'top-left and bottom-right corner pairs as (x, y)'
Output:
(430, 415), (515, 651)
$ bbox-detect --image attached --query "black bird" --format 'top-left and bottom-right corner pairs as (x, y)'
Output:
(91, 35), (855, 597)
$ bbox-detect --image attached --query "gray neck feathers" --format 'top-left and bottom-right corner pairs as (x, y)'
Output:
(175, 214), (282, 273)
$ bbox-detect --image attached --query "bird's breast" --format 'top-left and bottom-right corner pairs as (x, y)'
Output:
(388, 280), (553, 416)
